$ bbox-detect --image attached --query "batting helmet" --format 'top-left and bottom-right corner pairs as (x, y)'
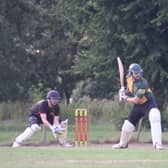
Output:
(47, 90), (60, 100)
(128, 63), (143, 74)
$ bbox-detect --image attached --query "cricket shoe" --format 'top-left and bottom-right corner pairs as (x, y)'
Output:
(61, 142), (73, 148)
(12, 141), (22, 148)
(154, 143), (164, 150)
(112, 143), (128, 149)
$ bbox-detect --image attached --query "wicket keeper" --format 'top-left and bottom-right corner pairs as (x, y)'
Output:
(12, 90), (72, 147)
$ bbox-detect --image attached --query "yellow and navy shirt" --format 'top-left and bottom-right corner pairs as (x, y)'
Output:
(126, 75), (155, 105)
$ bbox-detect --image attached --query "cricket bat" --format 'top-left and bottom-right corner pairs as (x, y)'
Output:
(117, 56), (124, 89)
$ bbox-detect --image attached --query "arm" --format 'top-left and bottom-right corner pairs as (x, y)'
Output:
(53, 115), (60, 125)
(40, 113), (53, 129)
(52, 115), (65, 135)
(123, 77), (147, 104)
(125, 96), (141, 104)
(53, 104), (60, 125)
(124, 87), (147, 104)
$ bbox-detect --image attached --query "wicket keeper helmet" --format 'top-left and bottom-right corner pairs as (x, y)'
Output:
(47, 90), (60, 100)
(128, 63), (143, 75)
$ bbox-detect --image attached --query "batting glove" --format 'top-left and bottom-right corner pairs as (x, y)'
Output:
(119, 87), (126, 102)
(120, 95), (128, 102)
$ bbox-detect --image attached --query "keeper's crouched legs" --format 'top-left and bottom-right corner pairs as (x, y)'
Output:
(112, 120), (135, 149)
(12, 124), (41, 147)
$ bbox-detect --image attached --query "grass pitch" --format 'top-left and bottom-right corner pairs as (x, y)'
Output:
(0, 120), (168, 168)
(0, 147), (168, 168)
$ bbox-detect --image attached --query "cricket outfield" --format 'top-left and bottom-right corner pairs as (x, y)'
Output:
(1, 121), (168, 168)
(0, 146), (168, 168)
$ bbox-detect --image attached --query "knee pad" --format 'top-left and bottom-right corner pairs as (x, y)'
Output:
(149, 108), (161, 123)
(15, 126), (40, 144)
(122, 120), (135, 132)
(30, 124), (41, 133)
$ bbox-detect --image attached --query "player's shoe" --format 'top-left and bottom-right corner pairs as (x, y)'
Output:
(12, 141), (21, 148)
(112, 143), (128, 149)
(60, 142), (73, 147)
(154, 143), (164, 150)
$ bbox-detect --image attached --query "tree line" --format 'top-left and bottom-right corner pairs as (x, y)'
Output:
(0, 0), (167, 109)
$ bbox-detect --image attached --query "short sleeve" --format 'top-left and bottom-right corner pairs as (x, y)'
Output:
(39, 101), (48, 114)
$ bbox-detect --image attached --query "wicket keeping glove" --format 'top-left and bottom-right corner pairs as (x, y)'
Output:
(51, 124), (65, 135)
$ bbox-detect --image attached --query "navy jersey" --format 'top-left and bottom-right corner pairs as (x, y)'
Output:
(28, 100), (60, 118)
(126, 75), (157, 106)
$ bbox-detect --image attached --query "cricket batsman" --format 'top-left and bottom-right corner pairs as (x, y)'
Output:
(113, 63), (164, 150)
(12, 90), (72, 147)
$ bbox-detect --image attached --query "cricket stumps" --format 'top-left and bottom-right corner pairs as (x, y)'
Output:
(75, 108), (88, 147)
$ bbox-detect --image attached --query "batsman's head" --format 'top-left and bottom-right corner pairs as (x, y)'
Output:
(128, 63), (143, 80)
(47, 90), (61, 105)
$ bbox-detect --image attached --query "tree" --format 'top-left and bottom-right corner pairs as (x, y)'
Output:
(0, 0), (167, 109)
(0, 0), (79, 103)
(59, 0), (168, 108)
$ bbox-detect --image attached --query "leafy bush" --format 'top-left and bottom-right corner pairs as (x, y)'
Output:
(0, 96), (168, 131)
(0, 101), (28, 120)
(161, 106), (168, 131)
(60, 96), (131, 129)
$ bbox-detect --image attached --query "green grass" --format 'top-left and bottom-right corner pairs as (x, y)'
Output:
(0, 147), (168, 168)
(0, 119), (168, 145)
(0, 120), (168, 168)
